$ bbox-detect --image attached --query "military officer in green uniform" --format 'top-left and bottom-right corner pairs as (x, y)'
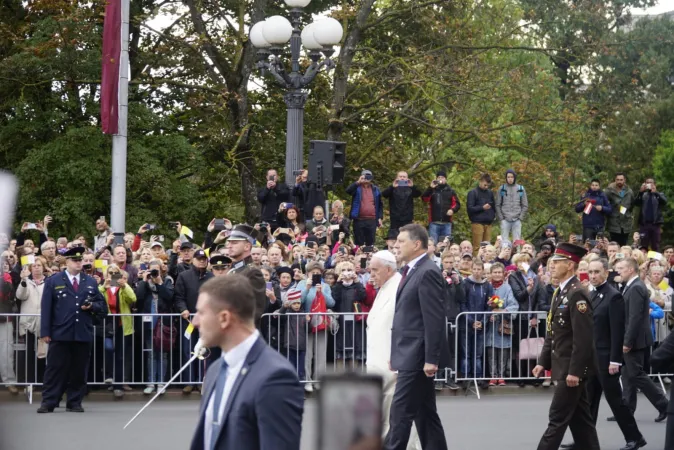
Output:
(533, 243), (599, 450)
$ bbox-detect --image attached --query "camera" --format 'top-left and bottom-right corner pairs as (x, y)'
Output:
(364, 173), (373, 181)
(150, 269), (159, 278)
(259, 222), (269, 232)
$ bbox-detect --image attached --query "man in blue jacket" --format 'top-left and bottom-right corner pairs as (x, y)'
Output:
(38, 247), (107, 413)
(574, 179), (612, 242)
(346, 169), (384, 246)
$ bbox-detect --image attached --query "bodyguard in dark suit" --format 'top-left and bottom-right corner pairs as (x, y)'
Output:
(385, 224), (448, 450)
(533, 243), (599, 450)
(651, 331), (674, 449)
(38, 247), (107, 413)
(561, 259), (645, 450)
(615, 257), (668, 422)
(190, 274), (303, 450)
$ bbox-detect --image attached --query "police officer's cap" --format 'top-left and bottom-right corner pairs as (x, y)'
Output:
(227, 224), (257, 245)
(65, 246), (86, 260)
(211, 255), (232, 268)
(550, 242), (587, 263)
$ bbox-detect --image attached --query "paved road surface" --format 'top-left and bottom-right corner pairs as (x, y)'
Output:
(0, 393), (666, 449)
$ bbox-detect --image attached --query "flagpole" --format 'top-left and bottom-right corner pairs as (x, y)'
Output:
(111, 0), (129, 240)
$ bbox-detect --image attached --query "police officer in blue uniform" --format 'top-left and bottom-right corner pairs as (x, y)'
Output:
(38, 247), (107, 413)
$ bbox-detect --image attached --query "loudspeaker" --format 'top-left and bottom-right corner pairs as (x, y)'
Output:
(308, 140), (347, 188)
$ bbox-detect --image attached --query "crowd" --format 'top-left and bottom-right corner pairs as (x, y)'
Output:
(0, 167), (671, 400)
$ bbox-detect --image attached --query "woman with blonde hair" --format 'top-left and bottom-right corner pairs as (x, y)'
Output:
(100, 265), (136, 398)
(15, 256), (48, 383)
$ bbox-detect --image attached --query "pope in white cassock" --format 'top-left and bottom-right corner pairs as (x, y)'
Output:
(366, 250), (421, 450)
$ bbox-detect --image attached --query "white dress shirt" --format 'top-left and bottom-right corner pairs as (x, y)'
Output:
(559, 275), (574, 293)
(67, 272), (81, 287)
(204, 330), (259, 448)
(625, 275), (639, 289)
(405, 252), (427, 273)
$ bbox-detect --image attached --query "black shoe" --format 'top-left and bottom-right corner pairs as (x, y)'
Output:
(620, 438), (647, 450)
(607, 416), (617, 422)
(560, 442), (575, 449)
(434, 381), (443, 391)
(66, 405), (84, 413)
(655, 411), (667, 423)
(445, 379), (460, 391)
(37, 405), (54, 414)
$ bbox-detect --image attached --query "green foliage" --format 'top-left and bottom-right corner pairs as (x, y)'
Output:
(653, 130), (674, 243)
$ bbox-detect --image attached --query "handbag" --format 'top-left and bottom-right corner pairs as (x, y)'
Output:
(518, 327), (544, 361)
(152, 318), (177, 352)
(498, 319), (512, 336)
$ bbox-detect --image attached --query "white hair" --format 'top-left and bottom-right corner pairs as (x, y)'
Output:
(372, 250), (397, 270)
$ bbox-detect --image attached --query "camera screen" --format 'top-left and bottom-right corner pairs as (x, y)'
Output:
(318, 375), (383, 450)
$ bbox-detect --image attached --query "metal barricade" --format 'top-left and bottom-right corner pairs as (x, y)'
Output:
(0, 313), (207, 399)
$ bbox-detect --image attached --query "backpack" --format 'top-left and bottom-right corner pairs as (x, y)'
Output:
(499, 184), (524, 206)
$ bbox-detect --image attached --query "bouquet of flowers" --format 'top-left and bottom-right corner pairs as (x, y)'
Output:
(487, 295), (503, 310)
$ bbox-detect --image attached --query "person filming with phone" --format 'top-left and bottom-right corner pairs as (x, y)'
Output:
(347, 170), (384, 246)
(421, 170), (461, 246)
(634, 177), (667, 251)
(257, 169), (290, 231)
(381, 171), (422, 237)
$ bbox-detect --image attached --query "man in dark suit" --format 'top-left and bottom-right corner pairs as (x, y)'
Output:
(651, 331), (674, 449)
(614, 257), (668, 422)
(533, 243), (599, 450)
(190, 274), (304, 450)
(38, 247), (107, 413)
(562, 258), (645, 450)
(385, 223), (448, 450)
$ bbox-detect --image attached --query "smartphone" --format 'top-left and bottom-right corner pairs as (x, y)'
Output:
(338, 247), (347, 255)
(213, 218), (226, 232)
(616, 253), (625, 259)
(157, 235), (164, 242)
(268, 175), (276, 181)
(266, 281), (273, 290)
(596, 232), (605, 239)
(312, 274), (322, 286)
(140, 263), (148, 271)
(362, 245), (374, 253)
(588, 240), (597, 247)
(284, 203), (294, 209)
(110, 273), (121, 287)
(292, 170), (304, 177)
(574, 235), (583, 242)
(26, 223), (38, 230)
(579, 272), (589, 282)
(360, 258), (367, 269)
(99, 216), (106, 222)
(318, 373), (383, 450)
(146, 224), (157, 231)
(307, 241), (317, 249)
(168, 221), (179, 228)
(397, 180), (409, 187)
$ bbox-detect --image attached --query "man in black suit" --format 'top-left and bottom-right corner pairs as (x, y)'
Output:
(615, 257), (668, 422)
(533, 243), (599, 450)
(562, 259), (645, 450)
(385, 223), (448, 450)
(651, 331), (674, 449)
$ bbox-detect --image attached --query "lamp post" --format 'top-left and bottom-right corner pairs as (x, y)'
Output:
(250, 3), (343, 184)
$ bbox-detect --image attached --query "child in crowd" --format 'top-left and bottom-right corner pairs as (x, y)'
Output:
(485, 263), (518, 386)
(460, 260), (493, 384)
(278, 289), (308, 381)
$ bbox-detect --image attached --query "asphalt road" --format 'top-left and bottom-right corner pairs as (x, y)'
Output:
(0, 393), (666, 449)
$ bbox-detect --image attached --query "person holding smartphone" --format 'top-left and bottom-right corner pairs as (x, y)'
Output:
(634, 177), (667, 251)
(257, 168), (290, 231)
(297, 261), (335, 393)
(421, 170), (461, 245)
(381, 171), (422, 237)
(346, 170), (384, 246)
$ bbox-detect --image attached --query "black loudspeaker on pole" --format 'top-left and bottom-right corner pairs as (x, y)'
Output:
(308, 140), (346, 189)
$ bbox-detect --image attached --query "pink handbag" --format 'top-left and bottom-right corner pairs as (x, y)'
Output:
(519, 328), (544, 361)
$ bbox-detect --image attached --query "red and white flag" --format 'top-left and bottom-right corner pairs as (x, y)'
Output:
(101, 0), (121, 134)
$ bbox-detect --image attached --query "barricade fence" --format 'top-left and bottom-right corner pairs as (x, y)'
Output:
(0, 310), (672, 392)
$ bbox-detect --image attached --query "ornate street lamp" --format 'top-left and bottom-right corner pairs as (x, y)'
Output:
(250, 3), (343, 184)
